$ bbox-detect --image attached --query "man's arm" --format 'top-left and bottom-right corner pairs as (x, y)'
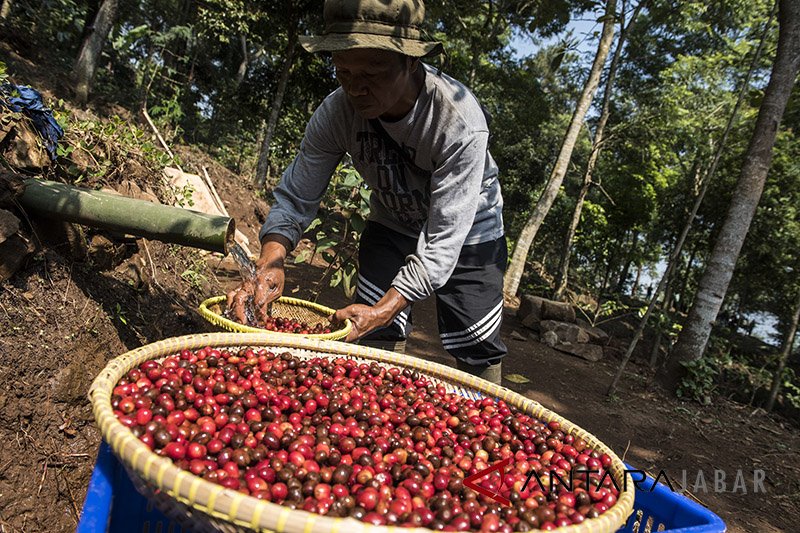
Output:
(258, 234), (291, 267)
(392, 131), (489, 301)
(260, 99), (346, 249)
(334, 288), (409, 341)
(229, 93), (346, 321)
(336, 131), (490, 340)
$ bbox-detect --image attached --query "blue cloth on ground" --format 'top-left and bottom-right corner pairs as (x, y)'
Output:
(1, 83), (64, 161)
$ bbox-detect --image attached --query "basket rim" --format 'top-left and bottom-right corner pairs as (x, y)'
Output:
(198, 295), (352, 340)
(90, 333), (635, 533)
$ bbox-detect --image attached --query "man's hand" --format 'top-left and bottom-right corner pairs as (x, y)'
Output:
(334, 288), (409, 341)
(226, 235), (290, 325)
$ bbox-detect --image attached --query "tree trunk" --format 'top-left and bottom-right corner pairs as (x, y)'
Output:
(608, 8), (769, 392)
(503, 0), (617, 297)
(600, 233), (623, 296)
(766, 291), (800, 411)
(553, 175), (592, 301)
(235, 35), (249, 89)
(647, 257), (680, 372)
(608, 242), (682, 395)
(1, 0), (14, 19)
(79, 0), (100, 41)
(615, 230), (638, 293)
(675, 239), (699, 312)
(254, 24), (299, 188)
(663, 0), (800, 390)
(468, 2), (499, 87)
(661, 255), (679, 315)
(553, 0), (645, 301)
(631, 262), (642, 296)
(162, 0), (194, 75)
(74, 0), (119, 104)
(606, 3), (776, 396)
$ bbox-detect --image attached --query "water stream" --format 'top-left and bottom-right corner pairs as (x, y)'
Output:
(225, 239), (263, 324)
(227, 239), (257, 283)
(225, 239), (338, 330)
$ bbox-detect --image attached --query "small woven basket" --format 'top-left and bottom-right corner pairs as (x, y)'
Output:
(90, 333), (635, 533)
(198, 295), (351, 341)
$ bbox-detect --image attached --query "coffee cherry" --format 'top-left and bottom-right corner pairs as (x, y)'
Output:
(115, 348), (620, 530)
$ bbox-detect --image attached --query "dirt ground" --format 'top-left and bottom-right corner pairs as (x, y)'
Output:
(1, 62), (797, 532)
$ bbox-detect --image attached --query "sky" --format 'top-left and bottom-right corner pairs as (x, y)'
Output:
(508, 14), (605, 62)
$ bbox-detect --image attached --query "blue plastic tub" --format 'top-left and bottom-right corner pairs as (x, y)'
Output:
(77, 442), (184, 533)
(617, 464), (726, 533)
(78, 442), (725, 532)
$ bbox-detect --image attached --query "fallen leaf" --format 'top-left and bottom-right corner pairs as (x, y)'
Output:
(59, 420), (77, 437)
(505, 374), (531, 384)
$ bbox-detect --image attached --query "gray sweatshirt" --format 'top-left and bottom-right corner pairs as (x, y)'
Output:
(261, 64), (504, 302)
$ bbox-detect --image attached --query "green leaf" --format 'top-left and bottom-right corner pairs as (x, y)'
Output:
(350, 213), (365, 233)
(505, 374), (531, 384)
(343, 170), (362, 188)
(342, 263), (357, 298)
(112, 24), (149, 51)
(305, 218), (322, 232)
(315, 236), (337, 254)
(294, 249), (312, 264)
(56, 144), (74, 157)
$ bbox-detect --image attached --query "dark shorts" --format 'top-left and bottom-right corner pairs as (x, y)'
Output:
(355, 222), (508, 366)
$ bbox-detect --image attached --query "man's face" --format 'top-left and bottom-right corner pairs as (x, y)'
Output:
(332, 49), (416, 120)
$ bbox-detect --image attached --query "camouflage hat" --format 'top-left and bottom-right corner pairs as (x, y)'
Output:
(299, 0), (444, 58)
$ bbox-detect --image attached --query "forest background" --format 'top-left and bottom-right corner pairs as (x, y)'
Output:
(2, 0), (800, 440)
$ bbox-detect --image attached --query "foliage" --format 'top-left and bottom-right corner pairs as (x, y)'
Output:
(293, 163), (370, 299)
(677, 355), (721, 404)
(3, 0), (798, 407)
(9, 0), (88, 61)
(181, 252), (209, 291)
(54, 106), (174, 188)
(781, 369), (800, 410)
(113, 303), (129, 325)
(650, 306), (683, 342)
(173, 183), (195, 208)
(731, 128), (800, 325)
(575, 297), (631, 327)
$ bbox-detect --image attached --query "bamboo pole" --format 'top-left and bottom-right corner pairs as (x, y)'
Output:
(19, 180), (233, 254)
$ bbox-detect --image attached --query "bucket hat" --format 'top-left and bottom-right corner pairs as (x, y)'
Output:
(299, 0), (444, 58)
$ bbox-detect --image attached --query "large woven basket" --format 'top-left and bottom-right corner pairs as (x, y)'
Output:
(198, 295), (351, 341)
(90, 333), (635, 533)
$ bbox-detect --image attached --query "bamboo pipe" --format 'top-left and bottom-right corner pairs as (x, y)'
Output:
(19, 179), (234, 254)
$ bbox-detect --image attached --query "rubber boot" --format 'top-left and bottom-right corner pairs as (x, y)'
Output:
(456, 360), (502, 385)
(358, 339), (407, 354)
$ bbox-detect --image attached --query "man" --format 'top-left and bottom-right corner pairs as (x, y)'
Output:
(228, 0), (507, 384)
